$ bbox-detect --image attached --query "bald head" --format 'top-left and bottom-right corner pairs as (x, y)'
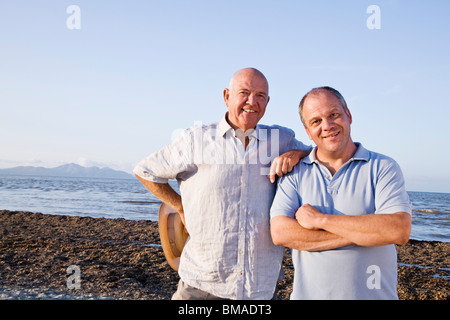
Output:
(229, 68), (269, 96)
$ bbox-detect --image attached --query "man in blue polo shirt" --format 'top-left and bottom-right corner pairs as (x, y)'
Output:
(270, 87), (412, 299)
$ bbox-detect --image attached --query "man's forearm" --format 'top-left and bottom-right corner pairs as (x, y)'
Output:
(135, 174), (184, 215)
(297, 204), (411, 246)
(271, 216), (353, 251)
(316, 212), (411, 246)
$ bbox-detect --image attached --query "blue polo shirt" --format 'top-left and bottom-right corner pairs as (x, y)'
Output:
(270, 143), (412, 300)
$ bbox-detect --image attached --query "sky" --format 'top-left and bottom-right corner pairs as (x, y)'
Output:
(0, 1), (449, 193)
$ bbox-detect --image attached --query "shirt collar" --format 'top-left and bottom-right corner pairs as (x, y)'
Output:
(351, 143), (370, 160)
(302, 142), (369, 164)
(218, 113), (263, 141)
(217, 114), (233, 137)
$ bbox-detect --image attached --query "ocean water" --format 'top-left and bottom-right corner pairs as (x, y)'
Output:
(0, 175), (164, 221)
(407, 191), (449, 243)
(0, 175), (448, 242)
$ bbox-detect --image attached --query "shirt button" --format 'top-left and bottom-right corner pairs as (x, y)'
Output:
(240, 227), (244, 231)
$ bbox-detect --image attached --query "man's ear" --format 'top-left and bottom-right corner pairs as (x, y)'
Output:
(305, 126), (313, 140)
(346, 108), (353, 124)
(223, 88), (230, 106)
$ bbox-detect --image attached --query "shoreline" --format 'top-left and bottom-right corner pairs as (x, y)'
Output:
(0, 210), (448, 300)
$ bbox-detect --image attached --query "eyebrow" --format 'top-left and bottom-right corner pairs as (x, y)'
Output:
(307, 106), (343, 124)
(328, 105), (343, 112)
(238, 88), (267, 96)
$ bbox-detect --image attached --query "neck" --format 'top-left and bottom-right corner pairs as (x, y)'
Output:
(225, 112), (255, 132)
(315, 142), (357, 176)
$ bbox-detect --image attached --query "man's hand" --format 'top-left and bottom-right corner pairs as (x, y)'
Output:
(295, 204), (324, 230)
(268, 149), (305, 183)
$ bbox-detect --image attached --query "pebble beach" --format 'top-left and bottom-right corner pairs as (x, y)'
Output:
(0, 210), (448, 300)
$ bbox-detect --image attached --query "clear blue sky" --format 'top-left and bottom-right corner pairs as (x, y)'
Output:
(1, 1), (449, 193)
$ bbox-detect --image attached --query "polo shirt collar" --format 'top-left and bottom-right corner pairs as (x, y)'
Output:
(303, 142), (369, 164)
(352, 143), (370, 161)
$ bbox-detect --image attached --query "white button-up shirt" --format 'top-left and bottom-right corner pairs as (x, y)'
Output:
(134, 115), (311, 299)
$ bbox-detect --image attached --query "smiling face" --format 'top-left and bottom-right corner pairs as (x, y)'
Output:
(301, 90), (355, 162)
(223, 68), (270, 131)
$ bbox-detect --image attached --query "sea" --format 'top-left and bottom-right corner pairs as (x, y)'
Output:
(0, 175), (448, 243)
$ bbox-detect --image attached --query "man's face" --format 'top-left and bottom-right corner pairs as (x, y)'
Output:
(302, 91), (353, 158)
(223, 70), (270, 131)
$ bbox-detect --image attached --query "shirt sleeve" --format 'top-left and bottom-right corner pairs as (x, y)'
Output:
(282, 126), (312, 155)
(270, 125), (312, 155)
(133, 128), (196, 184)
(374, 157), (412, 215)
(288, 136), (313, 154)
(270, 166), (302, 220)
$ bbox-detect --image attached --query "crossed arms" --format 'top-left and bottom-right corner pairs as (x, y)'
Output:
(271, 204), (411, 251)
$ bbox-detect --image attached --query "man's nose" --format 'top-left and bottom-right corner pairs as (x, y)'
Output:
(247, 93), (257, 106)
(322, 118), (335, 130)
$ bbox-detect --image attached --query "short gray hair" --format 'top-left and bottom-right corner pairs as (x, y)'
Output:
(299, 86), (348, 126)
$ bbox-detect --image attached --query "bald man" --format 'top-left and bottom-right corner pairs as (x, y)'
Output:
(134, 68), (311, 300)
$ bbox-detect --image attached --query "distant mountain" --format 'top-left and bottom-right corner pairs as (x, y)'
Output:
(0, 163), (133, 179)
